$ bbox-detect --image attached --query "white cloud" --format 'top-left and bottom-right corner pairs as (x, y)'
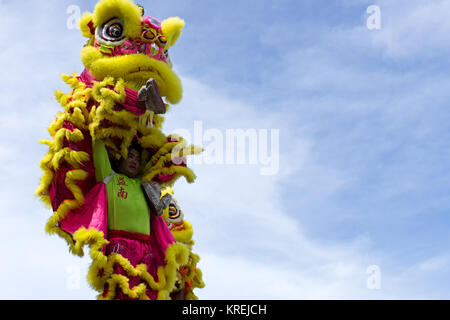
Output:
(196, 252), (370, 300)
(168, 0), (450, 300)
(370, 0), (450, 59)
(0, 0), (97, 299)
(0, 215), (97, 300)
(418, 254), (450, 272)
(162, 75), (397, 299)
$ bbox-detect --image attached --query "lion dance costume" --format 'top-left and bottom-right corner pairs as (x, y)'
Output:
(35, 0), (204, 300)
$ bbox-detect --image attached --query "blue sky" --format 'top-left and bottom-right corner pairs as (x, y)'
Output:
(0, 0), (449, 299)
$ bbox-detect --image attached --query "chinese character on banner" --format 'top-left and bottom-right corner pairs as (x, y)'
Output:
(118, 187), (128, 199)
(117, 177), (129, 186)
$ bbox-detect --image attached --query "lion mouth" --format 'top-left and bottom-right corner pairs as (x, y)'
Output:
(129, 67), (155, 74)
(128, 66), (164, 80)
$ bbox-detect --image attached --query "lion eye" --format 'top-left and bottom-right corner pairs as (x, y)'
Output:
(97, 18), (125, 44)
(142, 29), (156, 42)
(108, 24), (123, 38)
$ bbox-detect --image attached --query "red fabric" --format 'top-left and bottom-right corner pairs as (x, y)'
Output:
(50, 130), (95, 212)
(87, 21), (95, 35)
(63, 120), (75, 132)
(124, 87), (146, 116)
(50, 166), (75, 212)
(59, 182), (108, 237)
(78, 69), (96, 87)
(149, 214), (176, 267)
(108, 229), (151, 242)
(103, 236), (159, 300)
(152, 173), (178, 184)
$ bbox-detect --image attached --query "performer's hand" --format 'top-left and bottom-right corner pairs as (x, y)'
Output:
(141, 181), (172, 217)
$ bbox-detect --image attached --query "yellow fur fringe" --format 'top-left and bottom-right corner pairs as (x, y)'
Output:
(36, 73), (199, 299)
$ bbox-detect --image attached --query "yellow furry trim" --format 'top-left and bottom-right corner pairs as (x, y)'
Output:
(91, 77), (126, 103)
(143, 141), (179, 171)
(152, 114), (165, 130)
(87, 76), (142, 159)
(141, 136), (202, 184)
(44, 222), (189, 301)
(173, 252), (205, 299)
(139, 128), (167, 149)
(72, 227), (108, 258)
(53, 128), (85, 151)
(93, 0), (142, 40)
(185, 291), (199, 300)
(45, 169), (88, 236)
(61, 73), (86, 89)
(36, 68), (199, 300)
(50, 148), (90, 170)
(161, 193), (205, 299)
(172, 220), (194, 244)
(190, 267), (205, 291)
(47, 114), (65, 137)
(93, 241), (189, 300)
(35, 152), (55, 207)
(161, 186), (174, 197)
(161, 17), (185, 49)
(143, 165), (197, 186)
(36, 77), (92, 207)
(81, 47), (183, 104)
(183, 252), (199, 283)
(80, 12), (95, 38)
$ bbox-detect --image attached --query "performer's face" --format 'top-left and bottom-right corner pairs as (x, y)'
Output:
(118, 148), (141, 178)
